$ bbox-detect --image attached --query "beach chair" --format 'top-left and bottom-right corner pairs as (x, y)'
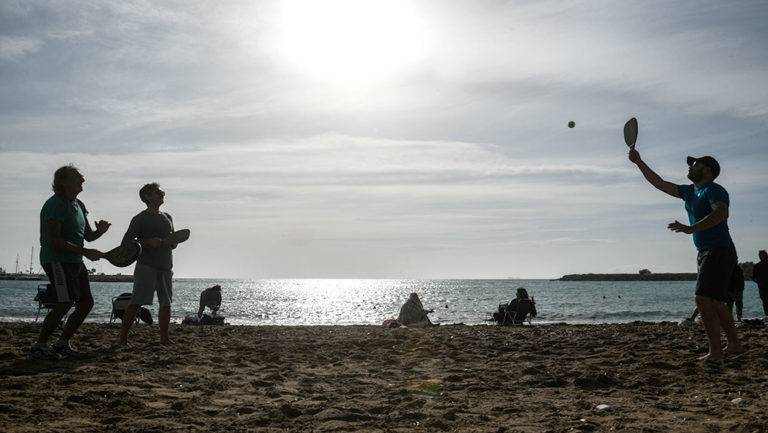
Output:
(110, 293), (138, 324)
(34, 284), (57, 322)
(503, 299), (534, 326)
(507, 299), (534, 326)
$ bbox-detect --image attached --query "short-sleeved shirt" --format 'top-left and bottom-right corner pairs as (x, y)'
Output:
(122, 210), (174, 271)
(677, 182), (734, 251)
(39, 194), (87, 264)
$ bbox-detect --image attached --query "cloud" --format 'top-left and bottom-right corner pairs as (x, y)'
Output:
(0, 36), (42, 60)
(1, 1), (767, 278)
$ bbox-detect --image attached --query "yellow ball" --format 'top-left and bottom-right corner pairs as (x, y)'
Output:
(568, 121), (575, 128)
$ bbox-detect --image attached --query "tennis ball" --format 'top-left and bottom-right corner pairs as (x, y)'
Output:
(568, 121), (575, 128)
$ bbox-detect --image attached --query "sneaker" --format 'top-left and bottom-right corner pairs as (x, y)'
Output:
(51, 341), (80, 358)
(27, 343), (58, 361)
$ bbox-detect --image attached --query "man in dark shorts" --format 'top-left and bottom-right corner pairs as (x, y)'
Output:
(752, 250), (768, 318)
(119, 183), (178, 345)
(30, 164), (110, 360)
(629, 150), (743, 360)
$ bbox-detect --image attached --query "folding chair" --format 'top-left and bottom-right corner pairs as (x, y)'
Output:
(34, 284), (57, 322)
(110, 293), (138, 324)
(504, 298), (534, 325)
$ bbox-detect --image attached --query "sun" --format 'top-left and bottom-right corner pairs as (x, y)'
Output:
(276, 0), (426, 82)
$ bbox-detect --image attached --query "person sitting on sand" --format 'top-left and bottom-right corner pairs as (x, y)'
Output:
(493, 287), (536, 325)
(396, 293), (434, 327)
(198, 285), (222, 318)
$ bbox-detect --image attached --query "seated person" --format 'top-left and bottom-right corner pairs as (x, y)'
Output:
(493, 287), (536, 325)
(396, 293), (435, 327)
(197, 285), (222, 318)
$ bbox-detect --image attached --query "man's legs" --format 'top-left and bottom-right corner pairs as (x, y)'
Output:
(159, 306), (171, 343)
(694, 295), (723, 360)
(711, 299), (743, 354)
(119, 304), (141, 344)
(38, 302), (73, 343)
(760, 287), (768, 316)
(695, 295), (744, 360)
(156, 269), (172, 344)
(60, 300), (93, 341)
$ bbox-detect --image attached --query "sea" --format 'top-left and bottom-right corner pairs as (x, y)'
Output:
(1, 279), (764, 326)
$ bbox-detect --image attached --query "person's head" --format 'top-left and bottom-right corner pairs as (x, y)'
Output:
(759, 250), (767, 262)
(212, 284), (222, 292)
(52, 164), (84, 198)
(408, 292), (421, 303)
(686, 156), (720, 184)
(139, 182), (164, 206)
(516, 287), (529, 300)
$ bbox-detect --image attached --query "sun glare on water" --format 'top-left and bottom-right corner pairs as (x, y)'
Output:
(277, 0), (426, 83)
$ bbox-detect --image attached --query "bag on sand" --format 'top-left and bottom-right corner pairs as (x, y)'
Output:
(182, 315), (200, 325)
(382, 318), (401, 328)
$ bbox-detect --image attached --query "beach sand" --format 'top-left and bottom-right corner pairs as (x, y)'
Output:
(1, 321), (767, 432)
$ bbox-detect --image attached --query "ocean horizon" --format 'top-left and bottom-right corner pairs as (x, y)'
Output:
(1, 278), (764, 326)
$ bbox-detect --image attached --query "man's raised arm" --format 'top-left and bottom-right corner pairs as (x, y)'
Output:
(629, 148), (680, 198)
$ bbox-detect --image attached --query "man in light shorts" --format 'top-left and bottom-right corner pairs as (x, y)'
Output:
(30, 164), (110, 360)
(119, 183), (179, 345)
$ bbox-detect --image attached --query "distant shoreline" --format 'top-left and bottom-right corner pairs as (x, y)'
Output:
(0, 274), (133, 283)
(558, 273), (697, 281)
(90, 274), (134, 283)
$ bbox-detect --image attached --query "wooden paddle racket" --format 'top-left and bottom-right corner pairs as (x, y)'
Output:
(104, 242), (142, 267)
(163, 229), (190, 245)
(624, 117), (638, 149)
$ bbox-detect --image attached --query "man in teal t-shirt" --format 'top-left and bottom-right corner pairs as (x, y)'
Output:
(629, 149), (743, 361)
(29, 164), (111, 361)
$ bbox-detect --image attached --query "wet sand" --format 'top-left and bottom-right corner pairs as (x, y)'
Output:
(1, 321), (767, 432)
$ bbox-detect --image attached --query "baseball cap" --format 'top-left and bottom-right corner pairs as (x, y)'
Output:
(686, 155), (720, 179)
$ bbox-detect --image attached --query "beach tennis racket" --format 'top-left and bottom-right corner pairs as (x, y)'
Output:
(104, 242), (142, 267)
(164, 229), (190, 245)
(624, 117), (638, 149)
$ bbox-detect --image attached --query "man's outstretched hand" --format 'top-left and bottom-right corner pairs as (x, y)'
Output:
(668, 220), (694, 234)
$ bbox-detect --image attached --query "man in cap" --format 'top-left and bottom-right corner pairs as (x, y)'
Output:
(629, 150), (743, 360)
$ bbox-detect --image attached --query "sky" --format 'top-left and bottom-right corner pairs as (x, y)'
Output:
(1, 0), (767, 279)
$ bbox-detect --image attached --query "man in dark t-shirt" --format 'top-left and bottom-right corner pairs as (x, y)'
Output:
(119, 183), (179, 345)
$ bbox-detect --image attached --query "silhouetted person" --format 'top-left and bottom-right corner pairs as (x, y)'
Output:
(493, 287), (537, 325)
(752, 250), (768, 317)
(29, 164), (110, 360)
(727, 266), (744, 322)
(119, 183), (179, 345)
(198, 285), (222, 318)
(629, 150), (743, 360)
(396, 293), (434, 327)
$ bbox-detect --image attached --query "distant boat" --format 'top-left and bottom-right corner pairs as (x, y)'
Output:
(0, 248), (45, 280)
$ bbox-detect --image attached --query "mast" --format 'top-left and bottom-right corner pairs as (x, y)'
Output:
(30, 247), (34, 274)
